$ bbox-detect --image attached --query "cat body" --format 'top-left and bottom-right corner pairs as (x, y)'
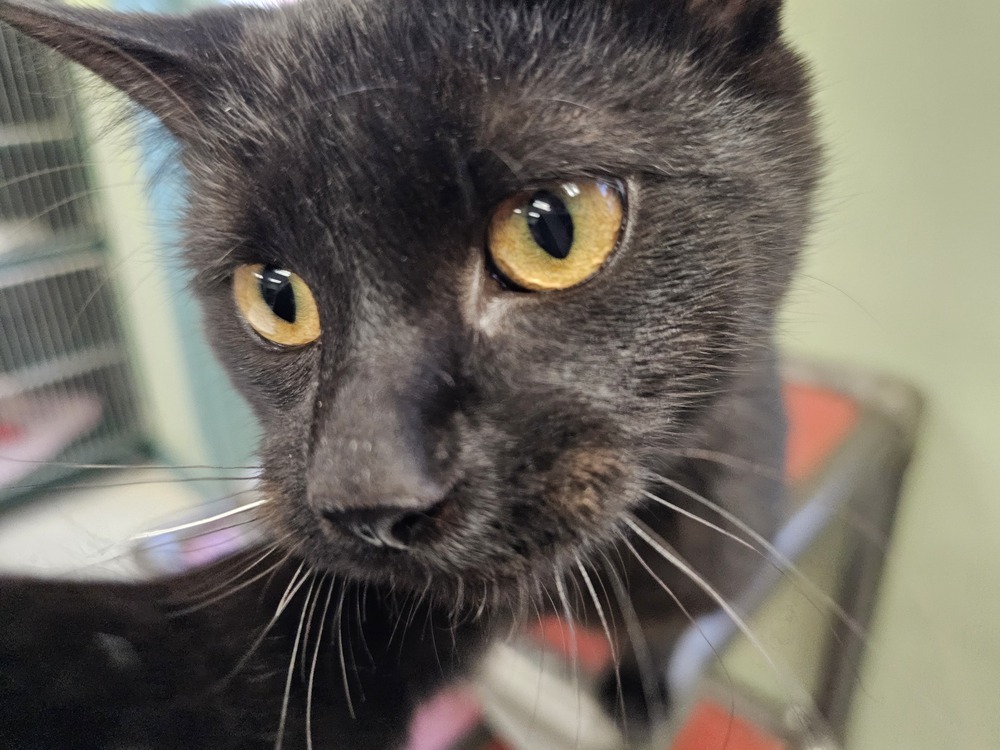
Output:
(0, 0), (818, 747)
(2, 558), (480, 748)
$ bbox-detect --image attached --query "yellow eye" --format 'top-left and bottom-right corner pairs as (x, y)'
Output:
(487, 179), (625, 292)
(233, 264), (321, 347)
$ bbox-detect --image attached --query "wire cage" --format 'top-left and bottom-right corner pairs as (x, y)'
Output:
(0, 27), (146, 504)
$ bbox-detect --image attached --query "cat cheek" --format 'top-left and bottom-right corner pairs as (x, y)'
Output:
(545, 448), (631, 525)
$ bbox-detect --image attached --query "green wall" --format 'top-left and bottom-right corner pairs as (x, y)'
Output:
(782, 2), (1000, 747)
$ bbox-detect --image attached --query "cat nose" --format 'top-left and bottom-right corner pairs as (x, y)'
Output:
(321, 499), (446, 550)
(309, 443), (453, 549)
(308, 434), (452, 549)
(307, 347), (461, 549)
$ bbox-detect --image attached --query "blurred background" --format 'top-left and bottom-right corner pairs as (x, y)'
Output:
(0, 1), (996, 748)
(783, 3), (1000, 748)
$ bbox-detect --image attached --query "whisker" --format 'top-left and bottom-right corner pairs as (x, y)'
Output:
(601, 553), (665, 728)
(623, 515), (820, 723)
(0, 182), (136, 236)
(275, 574), (317, 750)
(0, 160), (103, 194)
(298, 569), (325, 681)
(135, 487), (263, 534)
(554, 573), (583, 750)
(647, 473), (868, 640)
(617, 532), (739, 725)
(452, 576), (465, 626)
(654, 447), (784, 481)
(58, 494), (264, 573)
(171, 544), (289, 614)
(475, 579), (489, 621)
(334, 582), (355, 720)
(0, 455), (262, 472)
(354, 584), (373, 668)
(218, 560), (310, 686)
(640, 488), (757, 552)
(575, 554), (623, 715)
(4, 474), (260, 493)
(306, 575), (335, 750)
(386, 587), (413, 649)
(134, 516), (265, 558)
(422, 580), (445, 678)
(132, 498), (268, 542)
(526, 579), (548, 747)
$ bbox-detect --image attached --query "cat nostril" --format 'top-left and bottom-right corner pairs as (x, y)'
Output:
(391, 498), (448, 546)
(335, 514), (408, 550)
(349, 520), (398, 549)
(389, 511), (429, 547)
(322, 502), (445, 550)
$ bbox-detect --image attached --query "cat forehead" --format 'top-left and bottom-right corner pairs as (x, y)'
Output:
(160, 0), (812, 276)
(209, 3), (725, 187)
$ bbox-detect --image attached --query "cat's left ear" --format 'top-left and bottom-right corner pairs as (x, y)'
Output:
(0, 0), (265, 138)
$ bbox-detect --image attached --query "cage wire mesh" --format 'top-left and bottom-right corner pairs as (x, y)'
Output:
(0, 28), (145, 503)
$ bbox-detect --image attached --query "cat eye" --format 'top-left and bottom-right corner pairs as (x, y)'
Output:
(487, 179), (625, 291)
(233, 264), (321, 347)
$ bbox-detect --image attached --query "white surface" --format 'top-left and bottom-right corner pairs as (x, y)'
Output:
(0, 468), (205, 579)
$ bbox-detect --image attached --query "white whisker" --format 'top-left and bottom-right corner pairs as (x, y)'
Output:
(656, 447), (783, 481)
(617, 533), (736, 701)
(220, 561), (310, 686)
(602, 554), (664, 727)
(132, 499), (269, 541)
(307, 575), (335, 750)
(275, 575), (316, 750)
(170, 547), (292, 618)
(576, 553), (626, 733)
(641, 488), (757, 551)
(624, 515), (817, 713)
(648, 472), (868, 639)
(299, 570), (326, 680)
(334, 582), (356, 720)
(554, 574), (583, 750)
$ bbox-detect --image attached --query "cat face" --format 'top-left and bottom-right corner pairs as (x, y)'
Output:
(0, 0), (818, 599)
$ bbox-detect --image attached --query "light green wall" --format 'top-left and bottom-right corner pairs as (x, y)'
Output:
(782, 2), (1000, 747)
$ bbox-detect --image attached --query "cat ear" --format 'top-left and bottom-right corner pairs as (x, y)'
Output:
(685, 0), (783, 55)
(0, 0), (263, 138)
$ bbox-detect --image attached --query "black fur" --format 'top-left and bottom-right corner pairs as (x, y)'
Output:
(0, 1), (819, 747)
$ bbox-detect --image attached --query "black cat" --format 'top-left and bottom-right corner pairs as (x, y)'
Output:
(0, 1), (819, 748)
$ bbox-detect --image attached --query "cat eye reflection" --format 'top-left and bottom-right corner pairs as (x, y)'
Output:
(487, 179), (624, 291)
(233, 264), (321, 347)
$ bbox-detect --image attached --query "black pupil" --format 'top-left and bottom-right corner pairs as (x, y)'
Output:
(258, 266), (296, 323)
(525, 190), (574, 259)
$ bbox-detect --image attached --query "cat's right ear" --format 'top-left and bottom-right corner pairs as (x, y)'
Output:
(685, 0), (783, 55)
(0, 0), (264, 138)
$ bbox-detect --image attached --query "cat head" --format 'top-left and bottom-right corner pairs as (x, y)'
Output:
(0, 0), (818, 601)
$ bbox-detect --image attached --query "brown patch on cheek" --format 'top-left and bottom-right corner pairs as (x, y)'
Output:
(547, 448), (629, 524)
